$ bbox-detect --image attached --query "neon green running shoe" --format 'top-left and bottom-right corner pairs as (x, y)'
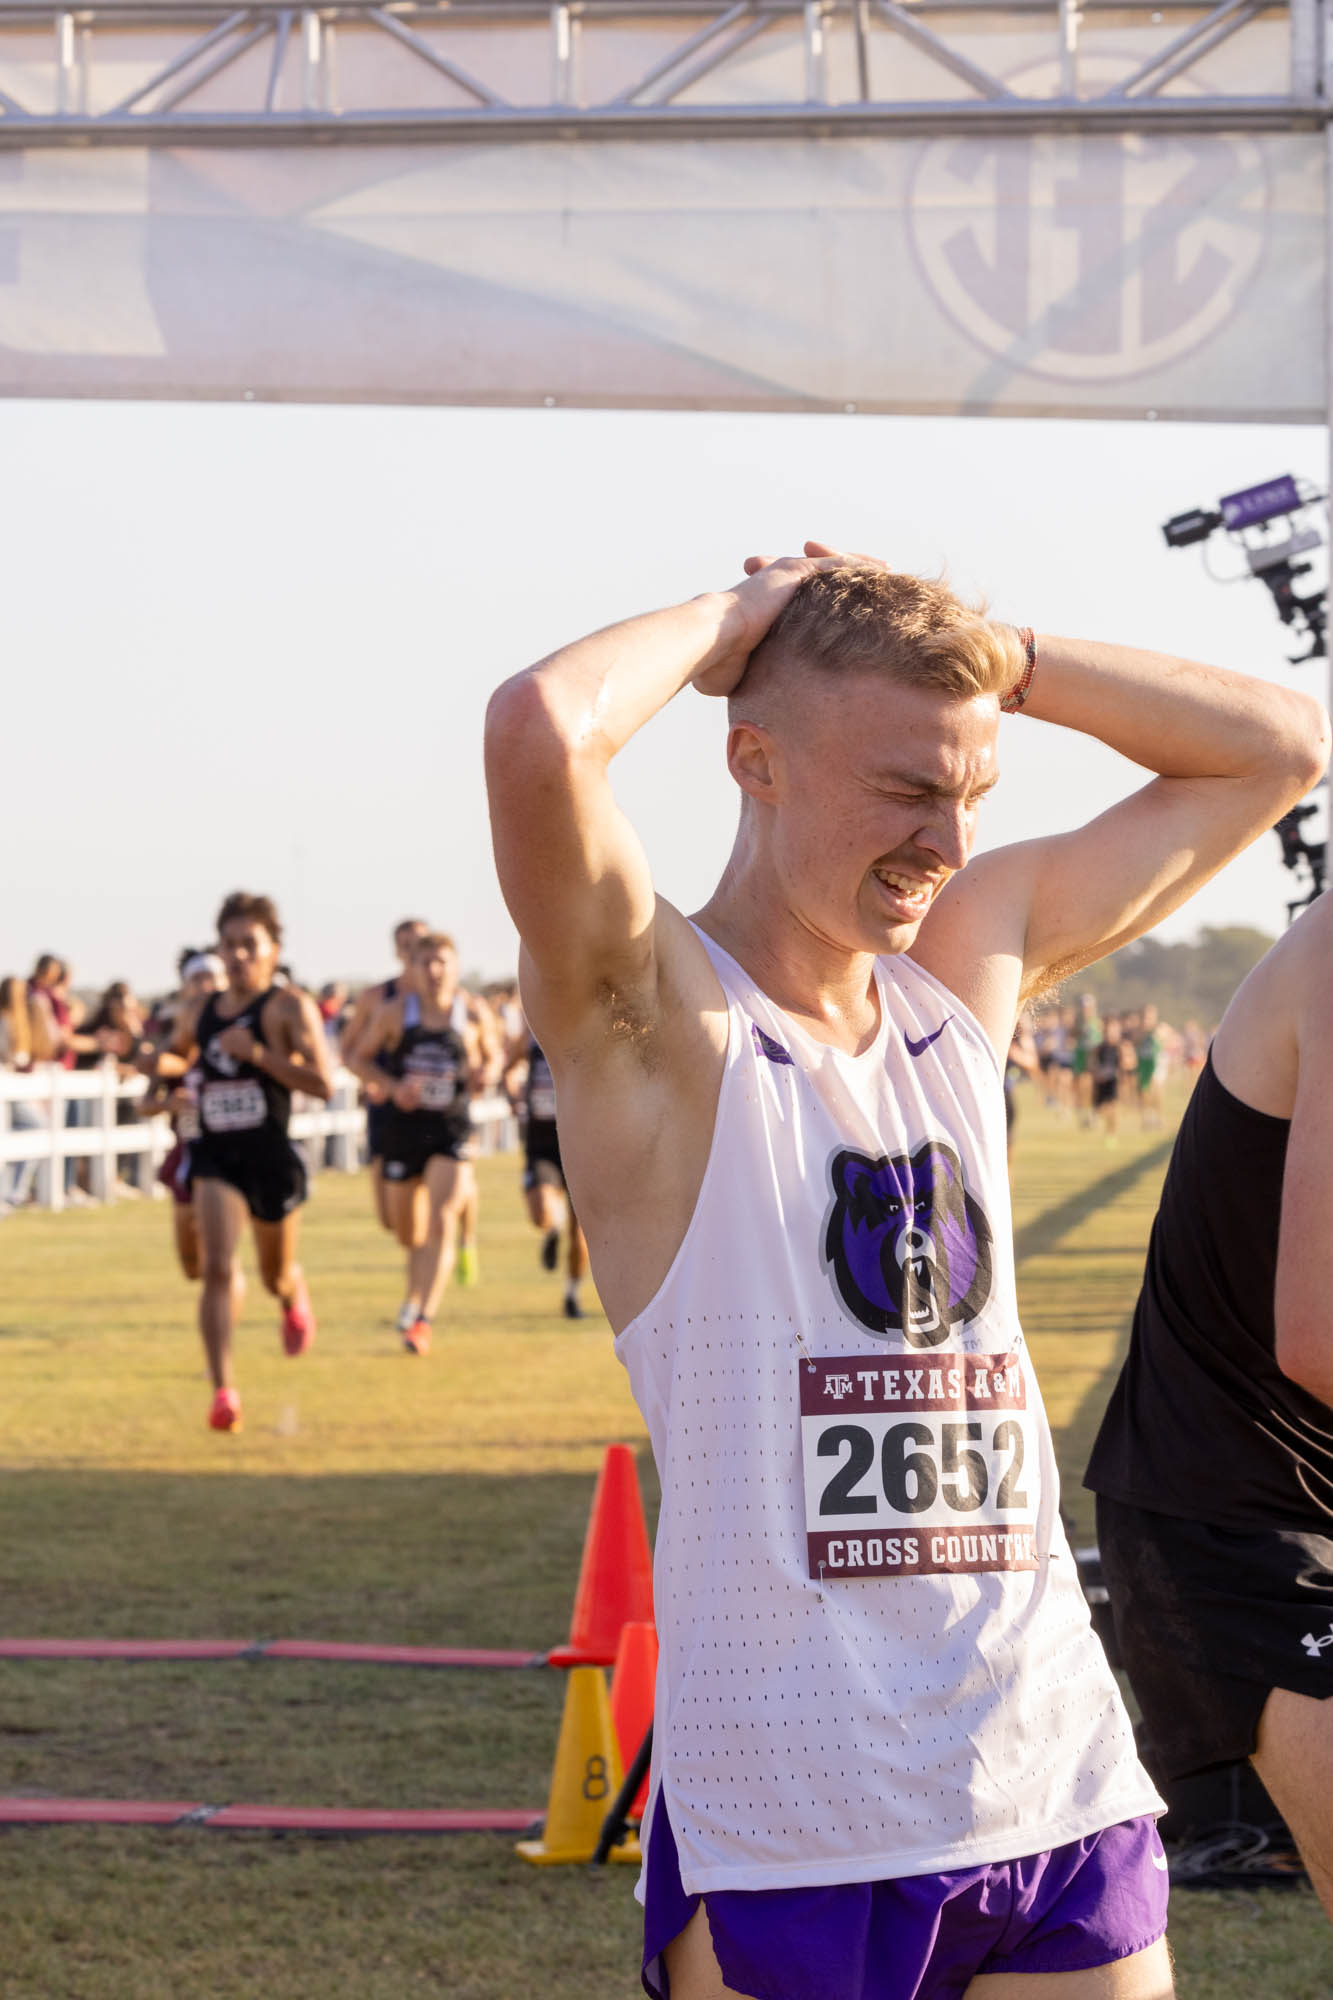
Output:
(455, 1245), (480, 1287)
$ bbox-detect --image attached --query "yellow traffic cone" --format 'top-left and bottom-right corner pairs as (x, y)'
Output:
(516, 1665), (641, 1865)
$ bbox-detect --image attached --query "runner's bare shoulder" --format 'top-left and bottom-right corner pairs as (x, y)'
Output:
(1212, 895), (1333, 1114)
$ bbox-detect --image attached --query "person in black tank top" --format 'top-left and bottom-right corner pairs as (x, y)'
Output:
(142, 950), (225, 1286)
(349, 931), (483, 1354)
(503, 1021), (589, 1318)
(339, 917), (430, 1236)
(148, 892), (335, 1435)
(1086, 893), (1333, 1922)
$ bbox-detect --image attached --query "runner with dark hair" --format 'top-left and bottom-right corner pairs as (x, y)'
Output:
(152, 891), (333, 1432)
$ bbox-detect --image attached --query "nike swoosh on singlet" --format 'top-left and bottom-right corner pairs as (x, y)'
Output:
(904, 1019), (953, 1058)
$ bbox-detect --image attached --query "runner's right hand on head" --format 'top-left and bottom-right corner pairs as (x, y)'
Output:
(691, 551), (846, 697)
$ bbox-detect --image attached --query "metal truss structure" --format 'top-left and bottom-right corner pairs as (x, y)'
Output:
(0, 0), (1324, 147)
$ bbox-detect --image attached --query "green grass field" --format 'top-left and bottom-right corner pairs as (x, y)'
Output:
(0, 1104), (1326, 1998)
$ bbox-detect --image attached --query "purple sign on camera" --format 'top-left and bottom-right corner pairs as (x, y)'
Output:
(1220, 476), (1301, 531)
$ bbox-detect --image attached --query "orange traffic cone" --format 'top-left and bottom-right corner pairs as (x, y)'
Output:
(609, 1620), (657, 1822)
(549, 1444), (653, 1668)
(516, 1665), (640, 1865)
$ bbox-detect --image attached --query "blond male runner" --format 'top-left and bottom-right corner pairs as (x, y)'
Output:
(486, 545), (1325, 2000)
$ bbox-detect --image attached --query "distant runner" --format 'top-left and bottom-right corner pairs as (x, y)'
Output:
(156, 893), (332, 1432)
(340, 918), (429, 1233)
(1134, 1004), (1166, 1130)
(142, 950), (225, 1286)
(349, 932), (485, 1354)
(505, 1024), (589, 1319)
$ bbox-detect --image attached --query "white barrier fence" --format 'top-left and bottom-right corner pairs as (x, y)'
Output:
(0, 1066), (517, 1213)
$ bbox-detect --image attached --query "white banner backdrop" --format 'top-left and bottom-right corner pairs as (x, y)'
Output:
(0, 128), (1322, 418)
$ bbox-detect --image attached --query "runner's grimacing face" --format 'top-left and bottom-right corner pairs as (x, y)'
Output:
(754, 678), (999, 956)
(220, 920), (279, 995)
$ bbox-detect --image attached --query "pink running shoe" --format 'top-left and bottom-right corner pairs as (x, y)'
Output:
(281, 1280), (316, 1357)
(402, 1315), (432, 1357)
(208, 1387), (243, 1433)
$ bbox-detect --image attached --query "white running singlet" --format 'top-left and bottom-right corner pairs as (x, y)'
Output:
(616, 928), (1162, 1897)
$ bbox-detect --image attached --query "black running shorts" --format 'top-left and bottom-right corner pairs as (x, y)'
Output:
(1096, 1494), (1333, 1782)
(522, 1121), (564, 1192)
(191, 1134), (307, 1226)
(381, 1117), (473, 1184)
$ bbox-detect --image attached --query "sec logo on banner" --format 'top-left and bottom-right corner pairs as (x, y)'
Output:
(907, 61), (1268, 386)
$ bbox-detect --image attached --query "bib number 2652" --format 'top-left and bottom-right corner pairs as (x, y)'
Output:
(800, 1353), (1039, 1580)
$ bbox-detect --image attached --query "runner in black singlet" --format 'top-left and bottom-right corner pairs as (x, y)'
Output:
(153, 892), (334, 1432)
(504, 1023), (588, 1318)
(340, 917), (429, 1235)
(349, 931), (484, 1353)
(140, 950), (225, 1286)
(1086, 891), (1333, 1924)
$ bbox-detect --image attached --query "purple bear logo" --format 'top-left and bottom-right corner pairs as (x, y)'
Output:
(823, 1141), (993, 1347)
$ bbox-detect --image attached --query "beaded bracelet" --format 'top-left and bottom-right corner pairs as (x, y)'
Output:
(1000, 627), (1037, 713)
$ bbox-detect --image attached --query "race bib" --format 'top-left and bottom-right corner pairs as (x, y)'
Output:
(800, 1351), (1040, 1582)
(417, 1073), (457, 1111)
(529, 1085), (557, 1121)
(201, 1078), (267, 1133)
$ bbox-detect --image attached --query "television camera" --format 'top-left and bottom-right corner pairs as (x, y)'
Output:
(1162, 474), (1325, 664)
(1163, 475), (1327, 919)
(1274, 802), (1326, 924)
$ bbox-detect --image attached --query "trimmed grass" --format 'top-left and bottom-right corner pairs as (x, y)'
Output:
(0, 1117), (1324, 1996)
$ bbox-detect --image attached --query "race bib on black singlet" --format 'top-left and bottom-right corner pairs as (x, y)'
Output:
(201, 1078), (267, 1134)
(799, 1352), (1040, 1581)
(416, 1073), (457, 1111)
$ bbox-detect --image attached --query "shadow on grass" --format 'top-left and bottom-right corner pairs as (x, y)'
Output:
(1, 1461), (661, 1651)
(1013, 1138), (1173, 1271)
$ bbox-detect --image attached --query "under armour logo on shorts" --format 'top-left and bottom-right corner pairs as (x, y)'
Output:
(1300, 1622), (1333, 1660)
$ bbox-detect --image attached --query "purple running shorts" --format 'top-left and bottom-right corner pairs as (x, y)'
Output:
(642, 1793), (1168, 2000)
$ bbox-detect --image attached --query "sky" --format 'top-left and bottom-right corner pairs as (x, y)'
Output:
(2, 399), (1327, 994)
